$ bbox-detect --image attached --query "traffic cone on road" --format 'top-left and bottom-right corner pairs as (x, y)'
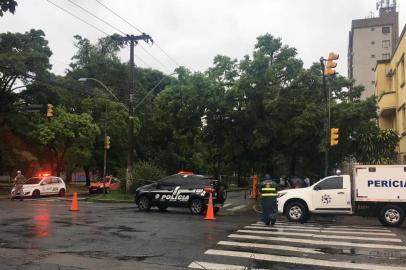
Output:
(69, 192), (80, 211)
(204, 192), (216, 220)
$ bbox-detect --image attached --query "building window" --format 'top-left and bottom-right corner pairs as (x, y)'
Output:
(371, 67), (375, 71)
(371, 54), (375, 58)
(401, 58), (405, 87)
(382, 53), (390, 60)
(382, 26), (390, 34)
(371, 41), (375, 45)
(403, 108), (406, 133)
(372, 80), (375, 85)
(371, 27), (375, 31)
(382, 40), (390, 48)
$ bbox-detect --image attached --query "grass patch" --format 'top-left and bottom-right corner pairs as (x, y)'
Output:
(89, 190), (134, 202)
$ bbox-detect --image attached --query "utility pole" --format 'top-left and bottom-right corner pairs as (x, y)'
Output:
(117, 34), (153, 193)
(320, 52), (339, 177)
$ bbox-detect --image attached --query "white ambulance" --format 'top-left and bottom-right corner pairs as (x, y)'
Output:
(277, 165), (406, 227)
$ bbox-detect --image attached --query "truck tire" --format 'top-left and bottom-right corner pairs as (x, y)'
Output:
(285, 201), (308, 222)
(378, 205), (405, 227)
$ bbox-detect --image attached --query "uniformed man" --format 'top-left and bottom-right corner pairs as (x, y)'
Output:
(11, 170), (26, 201)
(259, 174), (278, 226)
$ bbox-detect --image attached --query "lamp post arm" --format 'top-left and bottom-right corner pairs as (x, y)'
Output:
(79, 77), (129, 112)
(134, 72), (176, 111)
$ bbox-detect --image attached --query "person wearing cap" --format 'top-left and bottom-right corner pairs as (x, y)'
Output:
(11, 170), (26, 201)
(259, 173), (279, 226)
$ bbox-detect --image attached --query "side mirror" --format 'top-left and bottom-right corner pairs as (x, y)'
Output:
(40, 182), (46, 186)
(314, 185), (320, 191)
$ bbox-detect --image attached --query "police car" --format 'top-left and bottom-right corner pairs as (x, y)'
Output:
(11, 175), (67, 198)
(134, 172), (227, 214)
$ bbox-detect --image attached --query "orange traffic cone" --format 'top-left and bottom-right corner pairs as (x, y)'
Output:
(204, 192), (216, 220)
(69, 192), (80, 211)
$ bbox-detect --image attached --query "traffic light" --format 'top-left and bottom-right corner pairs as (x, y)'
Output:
(47, 104), (54, 118)
(104, 135), (111, 149)
(324, 52), (339, 76)
(330, 128), (339, 146)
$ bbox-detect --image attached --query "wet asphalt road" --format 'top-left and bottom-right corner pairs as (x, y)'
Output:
(0, 192), (405, 270)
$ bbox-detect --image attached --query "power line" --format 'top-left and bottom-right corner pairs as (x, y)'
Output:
(139, 44), (172, 73)
(94, 0), (184, 70)
(67, 0), (126, 35)
(45, 0), (108, 35)
(45, 0), (152, 69)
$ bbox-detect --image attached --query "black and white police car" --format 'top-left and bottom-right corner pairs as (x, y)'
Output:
(134, 172), (227, 214)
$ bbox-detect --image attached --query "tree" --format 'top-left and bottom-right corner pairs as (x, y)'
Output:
(0, 0), (17, 16)
(0, 29), (52, 127)
(31, 107), (100, 177)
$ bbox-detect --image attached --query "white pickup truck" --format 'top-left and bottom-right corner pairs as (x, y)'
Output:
(277, 165), (406, 227)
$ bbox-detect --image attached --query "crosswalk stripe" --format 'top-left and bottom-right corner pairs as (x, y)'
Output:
(205, 249), (406, 270)
(222, 203), (232, 208)
(228, 205), (246, 211)
(245, 225), (397, 236)
(253, 223), (390, 232)
(272, 221), (390, 231)
(217, 240), (324, 254)
(188, 261), (246, 270)
(228, 234), (406, 250)
(237, 229), (401, 242)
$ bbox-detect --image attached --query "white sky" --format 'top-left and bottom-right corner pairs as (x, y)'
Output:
(1, 0), (405, 77)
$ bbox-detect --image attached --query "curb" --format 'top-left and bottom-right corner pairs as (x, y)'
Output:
(88, 198), (133, 203)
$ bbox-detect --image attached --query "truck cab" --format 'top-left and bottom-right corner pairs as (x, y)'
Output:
(278, 174), (352, 222)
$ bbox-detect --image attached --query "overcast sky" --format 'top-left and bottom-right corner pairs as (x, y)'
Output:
(2, 0), (406, 77)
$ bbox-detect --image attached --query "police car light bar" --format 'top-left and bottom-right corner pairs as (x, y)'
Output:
(178, 171), (193, 175)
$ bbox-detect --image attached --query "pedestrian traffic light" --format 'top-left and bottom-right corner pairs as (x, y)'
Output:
(104, 135), (111, 149)
(324, 52), (339, 76)
(330, 128), (339, 146)
(47, 104), (54, 118)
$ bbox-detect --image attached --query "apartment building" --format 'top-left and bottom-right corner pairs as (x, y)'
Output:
(348, 1), (398, 100)
(376, 24), (406, 163)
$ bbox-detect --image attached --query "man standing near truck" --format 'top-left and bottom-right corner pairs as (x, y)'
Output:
(259, 174), (279, 226)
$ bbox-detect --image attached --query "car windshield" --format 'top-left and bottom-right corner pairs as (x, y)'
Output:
(24, 177), (42, 184)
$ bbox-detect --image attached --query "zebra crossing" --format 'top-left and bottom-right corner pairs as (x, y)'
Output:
(189, 220), (406, 270)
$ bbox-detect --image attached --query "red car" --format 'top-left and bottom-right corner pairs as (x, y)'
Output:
(89, 177), (120, 194)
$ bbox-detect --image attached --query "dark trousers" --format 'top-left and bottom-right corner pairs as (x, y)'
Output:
(261, 197), (277, 225)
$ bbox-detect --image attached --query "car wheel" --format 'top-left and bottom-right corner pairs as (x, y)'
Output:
(218, 186), (227, 201)
(58, 189), (66, 197)
(32, 190), (40, 199)
(89, 189), (94, 195)
(214, 207), (220, 214)
(285, 201), (308, 222)
(378, 205), (405, 227)
(138, 196), (151, 211)
(190, 199), (204, 215)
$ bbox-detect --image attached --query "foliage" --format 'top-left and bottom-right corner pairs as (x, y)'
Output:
(0, 0), (17, 16)
(353, 127), (399, 164)
(30, 106), (100, 176)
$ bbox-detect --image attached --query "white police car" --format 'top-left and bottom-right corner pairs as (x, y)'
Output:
(12, 176), (67, 198)
(135, 172), (227, 214)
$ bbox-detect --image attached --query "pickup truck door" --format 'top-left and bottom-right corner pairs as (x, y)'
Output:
(312, 176), (351, 212)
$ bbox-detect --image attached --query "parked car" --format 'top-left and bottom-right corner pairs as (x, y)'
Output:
(89, 176), (120, 194)
(11, 176), (66, 198)
(134, 172), (227, 214)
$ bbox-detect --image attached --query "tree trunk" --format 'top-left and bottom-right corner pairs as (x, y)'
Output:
(84, 166), (90, 186)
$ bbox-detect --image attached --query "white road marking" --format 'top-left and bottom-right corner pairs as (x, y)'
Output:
(188, 261), (252, 270)
(228, 234), (406, 250)
(205, 249), (406, 270)
(254, 222), (390, 232)
(228, 205), (246, 211)
(217, 240), (324, 254)
(237, 229), (401, 242)
(222, 203), (232, 208)
(245, 225), (397, 236)
(272, 221), (391, 231)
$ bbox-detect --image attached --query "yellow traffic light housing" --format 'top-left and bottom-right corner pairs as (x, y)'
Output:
(330, 128), (339, 146)
(104, 135), (111, 149)
(47, 104), (54, 118)
(324, 52), (339, 76)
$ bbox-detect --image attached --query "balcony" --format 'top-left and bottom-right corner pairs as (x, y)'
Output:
(378, 91), (396, 117)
